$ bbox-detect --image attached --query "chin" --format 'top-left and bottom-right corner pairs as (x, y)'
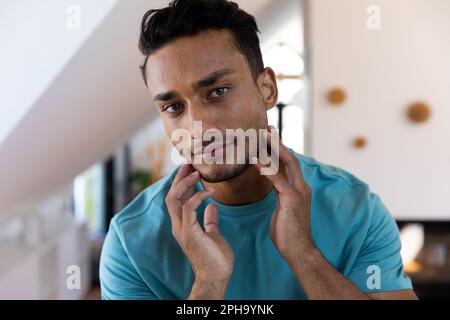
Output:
(194, 163), (250, 183)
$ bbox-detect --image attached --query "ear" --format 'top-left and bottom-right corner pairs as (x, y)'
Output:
(257, 67), (278, 111)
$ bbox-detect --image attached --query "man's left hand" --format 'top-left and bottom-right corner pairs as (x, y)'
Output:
(252, 125), (315, 266)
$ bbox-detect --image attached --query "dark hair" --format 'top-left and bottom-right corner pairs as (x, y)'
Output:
(138, 0), (264, 86)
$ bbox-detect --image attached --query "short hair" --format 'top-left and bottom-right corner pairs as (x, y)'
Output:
(138, 0), (264, 86)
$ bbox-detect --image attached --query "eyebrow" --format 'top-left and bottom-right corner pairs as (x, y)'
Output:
(154, 90), (178, 102)
(193, 68), (235, 90)
(153, 68), (235, 102)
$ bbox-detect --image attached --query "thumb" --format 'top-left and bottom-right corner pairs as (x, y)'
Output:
(204, 203), (220, 235)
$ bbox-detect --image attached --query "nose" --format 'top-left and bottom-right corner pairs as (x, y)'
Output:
(184, 101), (219, 137)
(183, 101), (224, 155)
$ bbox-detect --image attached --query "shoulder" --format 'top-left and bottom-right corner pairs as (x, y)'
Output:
(112, 166), (180, 229)
(292, 151), (399, 263)
(100, 166), (183, 283)
(296, 151), (383, 214)
(295, 152), (368, 191)
(292, 150), (392, 238)
(100, 165), (190, 298)
(105, 165), (183, 256)
(294, 152), (375, 215)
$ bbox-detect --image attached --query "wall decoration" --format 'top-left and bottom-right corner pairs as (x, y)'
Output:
(327, 87), (346, 105)
(353, 136), (367, 149)
(407, 101), (431, 123)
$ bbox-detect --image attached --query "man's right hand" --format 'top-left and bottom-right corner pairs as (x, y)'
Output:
(165, 164), (234, 299)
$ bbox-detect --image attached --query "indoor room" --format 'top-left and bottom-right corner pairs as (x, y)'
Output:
(0, 0), (449, 301)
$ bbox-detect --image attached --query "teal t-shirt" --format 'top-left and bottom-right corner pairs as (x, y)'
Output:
(99, 150), (412, 299)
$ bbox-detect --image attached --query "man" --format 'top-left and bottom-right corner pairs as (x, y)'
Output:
(99, 0), (417, 300)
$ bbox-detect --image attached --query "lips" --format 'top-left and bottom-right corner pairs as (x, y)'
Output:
(203, 143), (226, 157)
(193, 142), (233, 158)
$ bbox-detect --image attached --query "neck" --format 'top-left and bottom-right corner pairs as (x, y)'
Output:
(201, 166), (274, 206)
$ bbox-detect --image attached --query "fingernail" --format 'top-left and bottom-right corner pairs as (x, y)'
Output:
(205, 187), (215, 193)
(190, 171), (199, 178)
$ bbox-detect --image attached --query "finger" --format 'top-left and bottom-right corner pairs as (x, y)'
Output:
(166, 169), (199, 228)
(267, 126), (305, 190)
(251, 156), (291, 193)
(278, 158), (296, 187)
(182, 188), (215, 227)
(270, 211), (278, 243)
(172, 163), (195, 188)
(165, 197), (182, 231)
(204, 203), (220, 235)
(170, 170), (201, 201)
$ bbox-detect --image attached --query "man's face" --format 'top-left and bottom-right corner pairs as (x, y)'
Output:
(146, 29), (276, 182)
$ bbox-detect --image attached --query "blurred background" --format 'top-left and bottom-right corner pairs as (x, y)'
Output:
(0, 0), (449, 299)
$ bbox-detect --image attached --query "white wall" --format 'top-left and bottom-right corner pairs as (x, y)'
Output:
(0, 0), (172, 216)
(306, 0), (450, 220)
(0, 0), (118, 145)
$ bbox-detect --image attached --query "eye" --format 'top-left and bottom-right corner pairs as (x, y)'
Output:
(209, 87), (229, 99)
(163, 103), (184, 113)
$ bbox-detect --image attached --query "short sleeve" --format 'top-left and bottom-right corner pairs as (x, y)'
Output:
(99, 220), (158, 300)
(347, 194), (413, 293)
